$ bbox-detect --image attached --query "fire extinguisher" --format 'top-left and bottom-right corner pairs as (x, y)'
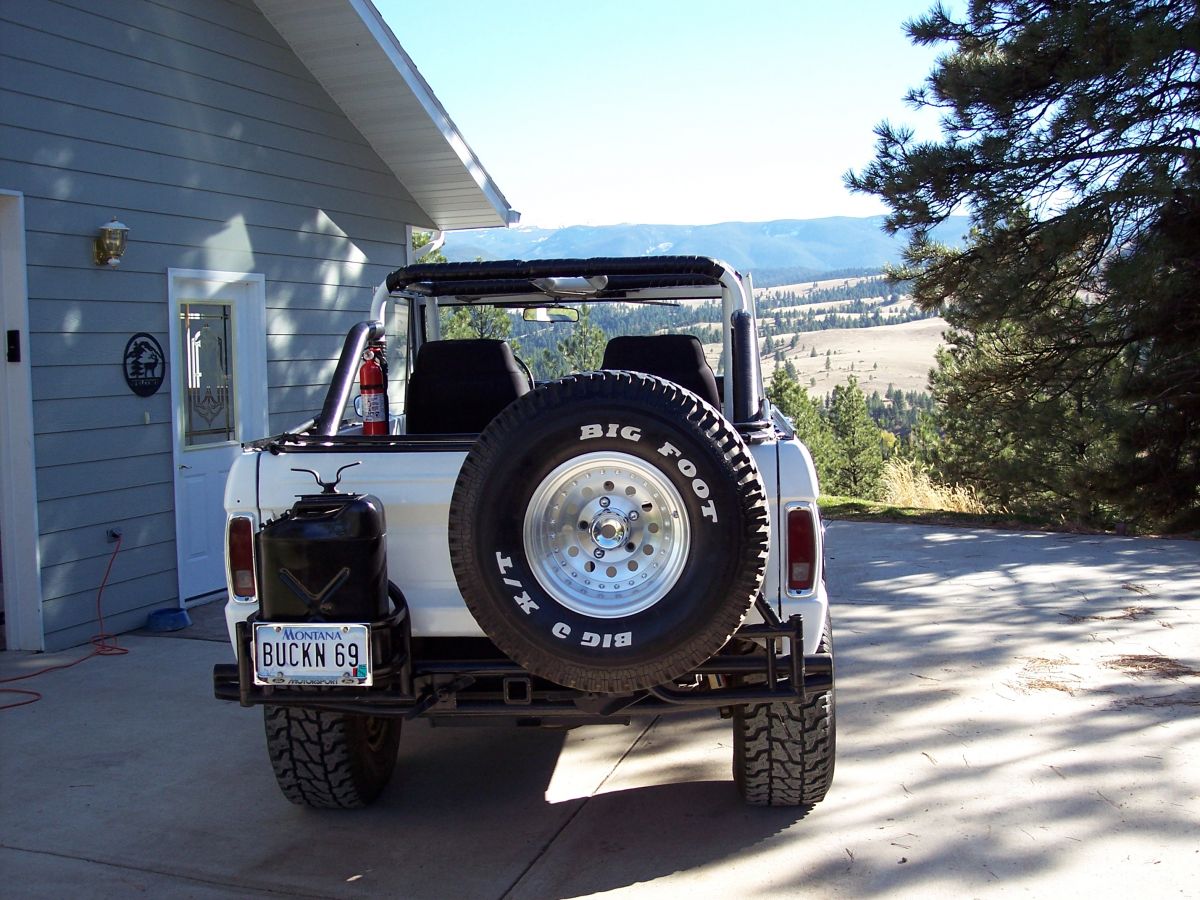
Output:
(359, 348), (388, 435)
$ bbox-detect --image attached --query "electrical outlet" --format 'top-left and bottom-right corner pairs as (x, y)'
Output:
(106, 528), (123, 543)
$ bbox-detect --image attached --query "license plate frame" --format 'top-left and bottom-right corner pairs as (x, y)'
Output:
(253, 622), (373, 686)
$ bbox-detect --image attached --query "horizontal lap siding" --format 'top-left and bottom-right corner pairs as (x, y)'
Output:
(0, 0), (420, 648)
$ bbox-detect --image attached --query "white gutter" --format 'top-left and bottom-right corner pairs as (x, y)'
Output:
(348, 0), (520, 226)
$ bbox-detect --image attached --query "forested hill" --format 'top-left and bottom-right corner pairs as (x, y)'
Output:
(441, 216), (969, 275)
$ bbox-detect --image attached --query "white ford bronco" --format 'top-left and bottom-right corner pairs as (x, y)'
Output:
(213, 256), (835, 809)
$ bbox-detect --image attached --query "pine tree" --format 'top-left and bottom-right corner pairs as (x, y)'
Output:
(441, 306), (518, 353)
(827, 377), (884, 499)
(556, 304), (606, 374)
(847, 0), (1200, 527)
(766, 367), (839, 489)
(411, 231), (447, 264)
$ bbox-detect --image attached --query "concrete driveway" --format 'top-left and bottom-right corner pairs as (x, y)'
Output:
(2, 522), (1198, 898)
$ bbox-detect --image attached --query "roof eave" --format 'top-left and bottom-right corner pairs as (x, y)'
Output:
(255, 0), (519, 231)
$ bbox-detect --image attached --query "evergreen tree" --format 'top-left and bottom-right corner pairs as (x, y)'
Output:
(411, 231), (447, 264)
(441, 305), (518, 351)
(766, 367), (839, 489)
(848, 0), (1200, 527)
(827, 377), (884, 499)
(556, 304), (606, 373)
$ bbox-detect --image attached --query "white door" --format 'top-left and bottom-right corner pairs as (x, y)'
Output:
(168, 270), (266, 606)
(0, 190), (43, 650)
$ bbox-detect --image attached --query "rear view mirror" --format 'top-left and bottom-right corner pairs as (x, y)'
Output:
(523, 306), (579, 323)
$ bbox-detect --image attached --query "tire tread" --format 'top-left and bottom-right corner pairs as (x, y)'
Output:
(733, 618), (836, 807)
(264, 706), (399, 809)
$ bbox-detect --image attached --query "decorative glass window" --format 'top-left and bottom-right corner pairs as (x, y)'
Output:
(180, 302), (236, 446)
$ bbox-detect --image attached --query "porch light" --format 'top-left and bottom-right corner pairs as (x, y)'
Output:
(93, 217), (129, 267)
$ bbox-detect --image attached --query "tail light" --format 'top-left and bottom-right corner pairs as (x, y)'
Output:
(786, 505), (818, 593)
(227, 515), (257, 599)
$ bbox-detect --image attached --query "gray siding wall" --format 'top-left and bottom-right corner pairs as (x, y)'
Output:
(0, 0), (427, 649)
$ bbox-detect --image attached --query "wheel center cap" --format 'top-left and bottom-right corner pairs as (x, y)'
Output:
(591, 512), (628, 549)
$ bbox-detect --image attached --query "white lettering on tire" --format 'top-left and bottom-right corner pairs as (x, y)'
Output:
(513, 592), (538, 614)
(580, 631), (633, 648)
(496, 553), (635, 643)
(656, 441), (719, 522)
(495, 552), (539, 615)
(580, 424), (642, 442)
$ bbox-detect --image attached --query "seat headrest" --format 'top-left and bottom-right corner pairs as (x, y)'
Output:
(414, 339), (521, 376)
(602, 335), (709, 372)
(601, 334), (721, 408)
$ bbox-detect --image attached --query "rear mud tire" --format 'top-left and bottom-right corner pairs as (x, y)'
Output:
(264, 706), (400, 809)
(733, 617), (836, 808)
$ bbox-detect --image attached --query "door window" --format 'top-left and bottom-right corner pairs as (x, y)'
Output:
(180, 302), (236, 447)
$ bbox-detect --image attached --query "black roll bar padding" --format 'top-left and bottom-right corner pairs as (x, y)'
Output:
(385, 256), (732, 293)
(314, 321), (381, 437)
(731, 309), (758, 423)
(387, 273), (724, 298)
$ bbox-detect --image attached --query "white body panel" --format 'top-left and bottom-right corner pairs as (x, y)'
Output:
(225, 433), (830, 657)
(770, 436), (828, 655)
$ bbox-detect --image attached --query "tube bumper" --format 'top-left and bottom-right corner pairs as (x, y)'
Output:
(213, 612), (831, 724)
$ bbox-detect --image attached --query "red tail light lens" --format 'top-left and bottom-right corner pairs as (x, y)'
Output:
(786, 506), (817, 592)
(228, 516), (256, 598)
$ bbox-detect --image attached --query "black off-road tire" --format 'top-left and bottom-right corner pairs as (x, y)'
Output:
(264, 706), (400, 809)
(449, 371), (770, 694)
(733, 617), (836, 807)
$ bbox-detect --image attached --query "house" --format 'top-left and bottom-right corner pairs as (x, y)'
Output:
(0, 0), (518, 651)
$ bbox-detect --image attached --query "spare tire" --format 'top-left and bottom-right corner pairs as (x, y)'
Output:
(448, 371), (769, 693)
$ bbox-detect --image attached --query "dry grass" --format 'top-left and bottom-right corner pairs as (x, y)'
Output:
(881, 458), (987, 514)
(1008, 656), (1082, 695)
(1104, 655), (1200, 679)
(1059, 606), (1156, 624)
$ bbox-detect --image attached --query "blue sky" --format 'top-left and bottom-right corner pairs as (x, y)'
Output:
(380, 1), (948, 227)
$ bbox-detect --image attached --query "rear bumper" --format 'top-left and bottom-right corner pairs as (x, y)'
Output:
(213, 606), (832, 725)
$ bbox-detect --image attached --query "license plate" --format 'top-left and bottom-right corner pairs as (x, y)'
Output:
(253, 623), (372, 686)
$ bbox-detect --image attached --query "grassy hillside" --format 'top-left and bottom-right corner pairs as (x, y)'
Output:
(763, 317), (948, 397)
(753, 277), (947, 398)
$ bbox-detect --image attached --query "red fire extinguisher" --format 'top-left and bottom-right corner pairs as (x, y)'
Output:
(359, 349), (388, 435)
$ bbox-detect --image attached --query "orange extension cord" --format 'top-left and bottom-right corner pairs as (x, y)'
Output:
(0, 535), (128, 710)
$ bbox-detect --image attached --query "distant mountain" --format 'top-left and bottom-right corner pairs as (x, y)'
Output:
(441, 216), (970, 276)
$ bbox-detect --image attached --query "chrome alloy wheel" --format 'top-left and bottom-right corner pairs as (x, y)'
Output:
(523, 451), (690, 618)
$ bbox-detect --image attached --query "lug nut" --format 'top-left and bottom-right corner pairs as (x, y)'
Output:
(593, 548), (605, 559)
(599, 497), (611, 508)
(629, 510), (640, 521)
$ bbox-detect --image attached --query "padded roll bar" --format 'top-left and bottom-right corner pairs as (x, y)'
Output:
(313, 320), (383, 437)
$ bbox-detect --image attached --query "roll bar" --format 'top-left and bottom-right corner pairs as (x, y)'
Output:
(317, 257), (766, 433)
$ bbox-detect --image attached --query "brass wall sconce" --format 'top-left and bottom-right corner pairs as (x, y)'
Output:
(94, 217), (130, 267)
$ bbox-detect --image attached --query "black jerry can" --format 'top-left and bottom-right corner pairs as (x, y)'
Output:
(258, 492), (388, 622)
